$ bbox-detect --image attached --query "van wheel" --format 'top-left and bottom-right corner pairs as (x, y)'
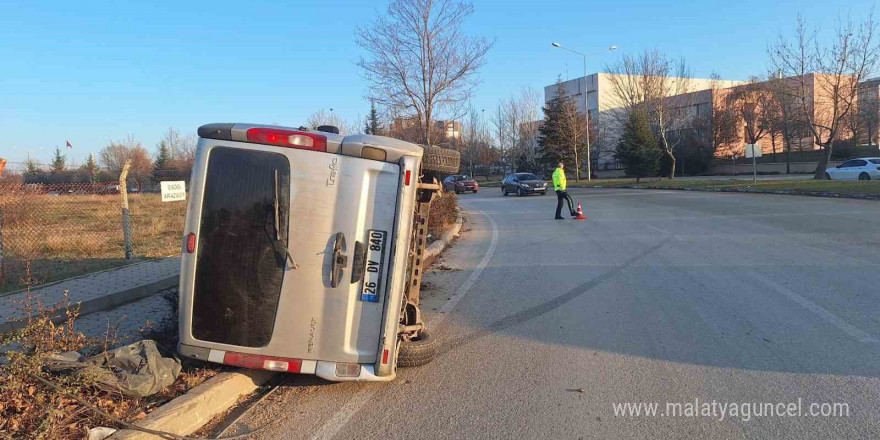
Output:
(422, 146), (461, 174)
(397, 329), (437, 367)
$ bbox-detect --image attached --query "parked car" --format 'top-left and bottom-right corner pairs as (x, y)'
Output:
(825, 157), (880, 180)
(178, 123), (459, 382)
(501, 173), (548, 196)
(442, 174), (479, 193)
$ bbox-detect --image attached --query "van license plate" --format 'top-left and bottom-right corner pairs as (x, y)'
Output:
(360, 230), (387, 303)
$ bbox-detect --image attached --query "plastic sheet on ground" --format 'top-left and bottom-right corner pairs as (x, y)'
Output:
(48, 339), (181, 397)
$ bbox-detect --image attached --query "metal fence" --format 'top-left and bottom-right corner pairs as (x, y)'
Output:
(0, 180), (187, 292)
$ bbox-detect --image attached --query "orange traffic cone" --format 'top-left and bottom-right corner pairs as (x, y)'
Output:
(574, 202), (587, 220)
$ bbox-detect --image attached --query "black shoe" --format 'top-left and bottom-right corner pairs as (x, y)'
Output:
(555, 216), (564, 220)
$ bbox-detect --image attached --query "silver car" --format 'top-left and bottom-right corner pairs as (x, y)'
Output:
(177, 123), (458, 381)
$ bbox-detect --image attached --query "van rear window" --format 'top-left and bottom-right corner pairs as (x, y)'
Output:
(192, 147), (290, 347)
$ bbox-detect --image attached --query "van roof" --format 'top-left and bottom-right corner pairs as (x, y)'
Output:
(198, 123), (424, 163)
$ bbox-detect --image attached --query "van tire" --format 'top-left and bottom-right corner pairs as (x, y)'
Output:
(422, 146), (460, 174)
(397, 329), (437, 367)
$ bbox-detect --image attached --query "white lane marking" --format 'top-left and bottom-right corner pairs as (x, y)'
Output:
(430, 209), (499, 328)
(308, 386), (378, 440)
(307, 208), (499, 440)
(749, 273), (879, 343)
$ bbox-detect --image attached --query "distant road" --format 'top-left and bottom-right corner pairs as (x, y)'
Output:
(233, 188), (880, 440)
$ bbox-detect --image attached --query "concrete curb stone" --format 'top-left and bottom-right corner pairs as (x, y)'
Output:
(109, 370), (276, 440)
(424, 210), (464, 267)
(0, 275), (178, 333)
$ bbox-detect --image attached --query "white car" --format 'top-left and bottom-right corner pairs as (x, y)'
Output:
(825, 157), (880, 180)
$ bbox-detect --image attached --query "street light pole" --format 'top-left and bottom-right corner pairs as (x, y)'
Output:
(552, 43), (617, 181)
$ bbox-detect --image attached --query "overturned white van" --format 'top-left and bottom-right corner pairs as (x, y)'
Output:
(177, 123), (459, 381)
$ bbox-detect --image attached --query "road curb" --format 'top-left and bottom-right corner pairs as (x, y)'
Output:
(109, 369), (277, 440)
(424, 210), (464, 267)
(0, 275), (178, 333)
(589, 184), (880, 200)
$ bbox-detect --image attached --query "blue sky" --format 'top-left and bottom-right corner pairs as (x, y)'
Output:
(1, 0), (875, 167)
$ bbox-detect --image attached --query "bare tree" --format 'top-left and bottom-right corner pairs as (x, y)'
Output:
(99, 135), (153, 189)
(514, 89), (543, 173)
(460, 106), (494, 177)
(858, 84), (880, 146)
(770, 13), (880, 179)
(306, 109), (345, 131)
(492, 88), (543, 173)
(607, 50), (695, 178)
(557, 94), (589, 180)
(767, 74), (809, 173)
(707, 75), (740, 162)
(492, 104), (509, 172)
(157, 128), (197, 167)
(726, 79), (774, 153)
(356, 0), (492, 146)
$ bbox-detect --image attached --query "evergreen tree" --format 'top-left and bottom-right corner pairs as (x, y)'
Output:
(154, 141), (172, 170)
(25, 157), (41, 175)
(365, 102), (383, 135)
(82, 153), (99, 182)
(614, 109), (660, 182)
(537, 80), (586, 174)
(51, 147), (66, 172)
(537, 81), (568, 170)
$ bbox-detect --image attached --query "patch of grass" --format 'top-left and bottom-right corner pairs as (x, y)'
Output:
(576, 178), (880, 195)
(1, 192), (185, 292)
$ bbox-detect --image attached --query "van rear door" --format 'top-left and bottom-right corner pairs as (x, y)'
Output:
(277, 149), (401, 363)
(190, 142), (401, 364)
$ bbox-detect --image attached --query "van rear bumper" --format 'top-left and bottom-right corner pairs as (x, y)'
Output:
(178, 343), (395, 382)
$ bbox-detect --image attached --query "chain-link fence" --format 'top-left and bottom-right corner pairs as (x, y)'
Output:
(0, 181), (187, 292)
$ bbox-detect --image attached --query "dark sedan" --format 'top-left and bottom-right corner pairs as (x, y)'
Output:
(443, 174), (479, 193)
(501, 173), (548, 196)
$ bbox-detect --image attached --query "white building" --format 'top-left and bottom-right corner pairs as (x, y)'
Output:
(543, 73), (740, 170)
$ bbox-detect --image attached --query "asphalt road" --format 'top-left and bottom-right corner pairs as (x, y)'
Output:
(228, 188), (880, 440)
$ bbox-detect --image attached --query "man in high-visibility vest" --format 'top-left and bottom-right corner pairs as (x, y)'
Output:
(552, 162), (576, 219)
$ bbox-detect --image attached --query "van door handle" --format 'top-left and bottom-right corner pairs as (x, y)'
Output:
(330, 232), (347, 288)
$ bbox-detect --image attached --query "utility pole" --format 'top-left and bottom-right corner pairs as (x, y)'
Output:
(552, 43), (617, 181)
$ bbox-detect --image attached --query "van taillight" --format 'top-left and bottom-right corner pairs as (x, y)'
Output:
(246, 127), (327, 151)
(223, 352), (303, 373)
(405, 170), (411, 186)
(186, 233), (195, 253)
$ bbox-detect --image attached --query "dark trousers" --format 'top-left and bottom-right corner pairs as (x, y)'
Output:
(555, 190), (575, 217)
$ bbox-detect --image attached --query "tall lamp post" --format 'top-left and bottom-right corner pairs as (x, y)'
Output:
(551, 43), (616, 181)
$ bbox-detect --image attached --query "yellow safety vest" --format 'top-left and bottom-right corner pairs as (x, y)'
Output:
(552, 167), (566, 191)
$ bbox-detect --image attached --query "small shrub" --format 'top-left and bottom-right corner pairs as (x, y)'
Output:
(427, 192), (458, 238)
(0, 293), (112, 439)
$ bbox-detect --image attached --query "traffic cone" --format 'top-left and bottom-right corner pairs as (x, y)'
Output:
(574, 203), (587, 220)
